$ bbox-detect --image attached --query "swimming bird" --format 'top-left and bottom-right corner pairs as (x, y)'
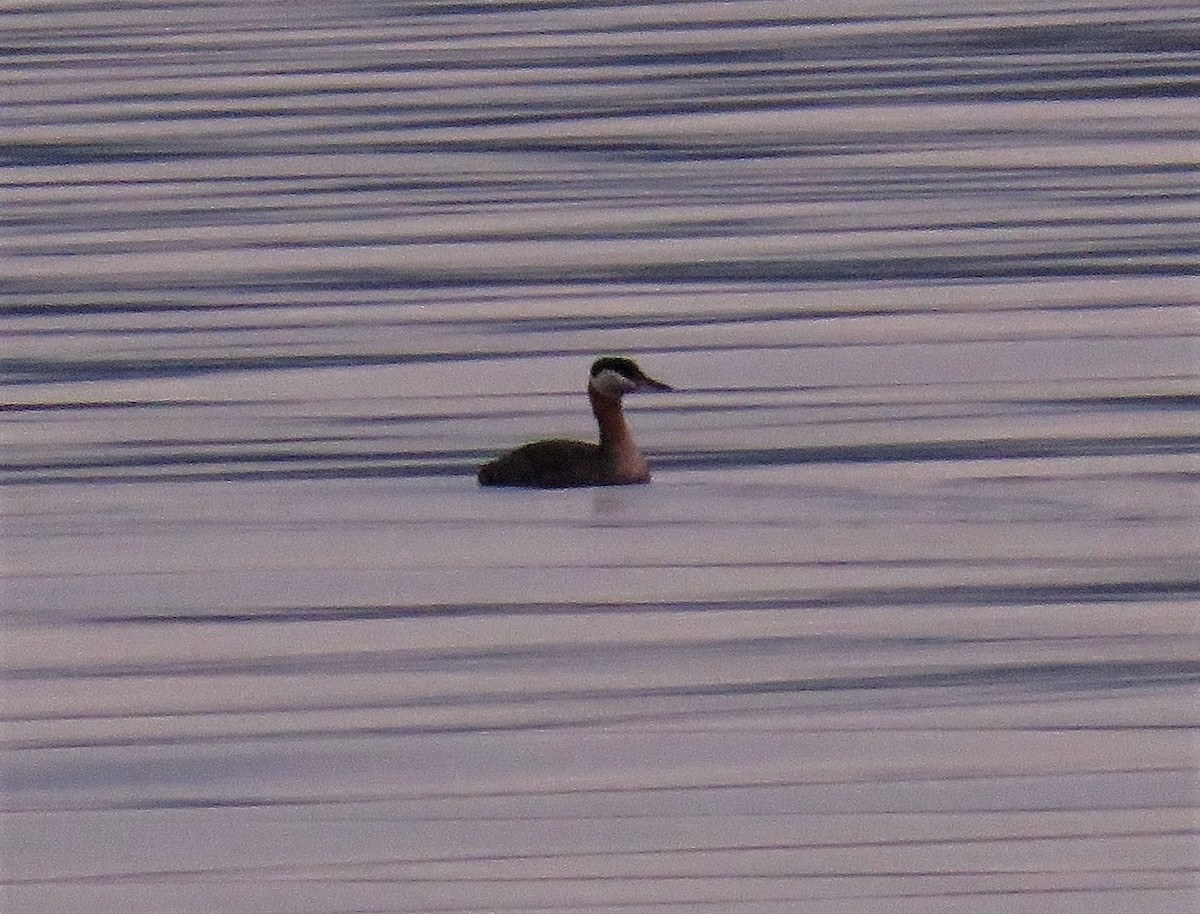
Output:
(478, 356), (672, 488)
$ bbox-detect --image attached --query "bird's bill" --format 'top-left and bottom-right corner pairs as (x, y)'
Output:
(637, 375), (673, 392)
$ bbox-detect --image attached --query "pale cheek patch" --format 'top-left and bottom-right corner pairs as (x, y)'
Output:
(589, 368), (633, 398)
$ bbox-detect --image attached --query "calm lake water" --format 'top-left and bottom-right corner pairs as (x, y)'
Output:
(3, 2), (1199, 912)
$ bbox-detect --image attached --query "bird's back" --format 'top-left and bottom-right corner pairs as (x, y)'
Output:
(478, 439), (620, 488)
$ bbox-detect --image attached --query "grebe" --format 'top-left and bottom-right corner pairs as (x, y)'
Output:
(478, 356), (672, 488)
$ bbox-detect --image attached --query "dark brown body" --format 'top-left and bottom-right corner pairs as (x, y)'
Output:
(477, 439), (643, 488)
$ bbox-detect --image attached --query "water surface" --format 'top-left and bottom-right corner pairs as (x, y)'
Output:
(2, 2), (1198, 912)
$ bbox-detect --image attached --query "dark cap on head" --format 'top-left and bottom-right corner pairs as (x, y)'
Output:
(590, 356), (644, 380)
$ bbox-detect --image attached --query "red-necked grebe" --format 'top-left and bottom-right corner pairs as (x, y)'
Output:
(478, 356), (672, 488)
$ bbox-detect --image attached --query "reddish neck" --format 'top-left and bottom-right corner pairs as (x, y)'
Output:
(589, 387), (633, 453)
(589, 386), (651, 482)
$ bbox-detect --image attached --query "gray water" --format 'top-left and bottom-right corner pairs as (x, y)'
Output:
(2, 2), (1199, 912)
